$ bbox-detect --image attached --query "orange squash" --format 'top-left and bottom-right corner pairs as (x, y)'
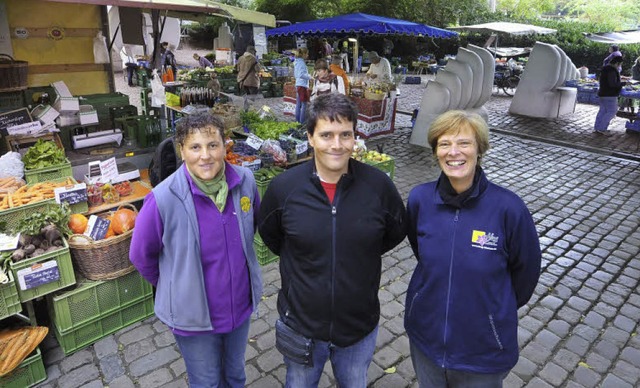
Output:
(69, 214), (88, 234)
(104, 216), (115, 238)
(111, 208), (136, 235)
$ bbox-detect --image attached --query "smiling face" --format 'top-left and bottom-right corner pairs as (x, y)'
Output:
(181, 128), (225, 181)
(308, 117), (355, 183)
(436, 125), (478, 193)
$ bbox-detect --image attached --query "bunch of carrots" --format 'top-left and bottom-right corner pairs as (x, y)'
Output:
(0, 177), (76, 210)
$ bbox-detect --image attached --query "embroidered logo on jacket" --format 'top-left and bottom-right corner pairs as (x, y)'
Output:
(241, 196), (251, 212)
(471, 230), (499, 250)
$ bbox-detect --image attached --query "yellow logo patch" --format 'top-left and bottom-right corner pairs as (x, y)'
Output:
(471, 230), (485, 243)
(240, 196), (251, 212)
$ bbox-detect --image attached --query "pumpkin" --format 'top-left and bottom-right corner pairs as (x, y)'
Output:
(111, 208), (136, 235)
(104, 216), (115, 238)
(69, 214), (88, 234)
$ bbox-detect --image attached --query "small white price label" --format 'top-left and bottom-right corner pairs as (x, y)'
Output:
(246, 134), (264, 150)
(296, 141), (308, 155)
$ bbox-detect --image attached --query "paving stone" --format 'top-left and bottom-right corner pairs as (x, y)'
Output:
(373, 346), (402, 369)
(525, 377), (554, 388)
(60, 349), (94, 374)
(565, 335), (591, 357)
(100, 353), (125, 383)
(538, 362), (568, 386)
(371, 372), (410, 387)
(159, 378), (188, 388)
(620, 347), (640, 366)
(611, 359), (640, 385)
(247, 375), (281, 388)
(57, 364), (100, 388)
(552, 348), (580, 372)
(255, 347), (282, 373)
(137, 368), (173, 388)
(593, 339), (621, 361)
(504, 372), (525, 388)
(108, 375), (136, 388)
(153, 330), (175, 348)
(572, 364), (602, 388)
(601, 326), (630, 347)
(375, 325), (395, 348)
(118, 325), (155, 346)
(93, 336), (118, 358)
(123, 338), (155, 363)
(534, 329), (561, 350)
(82, 381), (104, 388)
(512, 356), (538, 380)
(256, 329), (275, 351)
(601, 374), (633, 388)
(170, 357), (186, 377)
(129, 347), (181, 378)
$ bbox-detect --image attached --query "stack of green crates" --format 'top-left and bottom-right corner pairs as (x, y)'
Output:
(0, 348), (46, 387)
(47, 270), (154, 355)
(254, 233), (278, 266)
(115, 115), (162, 148)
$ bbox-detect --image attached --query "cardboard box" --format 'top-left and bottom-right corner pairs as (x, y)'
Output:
(53, 97), (80, 113)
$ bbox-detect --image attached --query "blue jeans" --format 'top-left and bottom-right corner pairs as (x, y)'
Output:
(594, 96), (618, 131)
(173, 317), (251, 388)
(410, 341), (508, 388)
(284, 326), (378, 388)
(295, 88), (308, 124)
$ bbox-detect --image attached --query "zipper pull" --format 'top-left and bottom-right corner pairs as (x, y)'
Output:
(332, 206), (336, 215)
(454, 209), (459, 222)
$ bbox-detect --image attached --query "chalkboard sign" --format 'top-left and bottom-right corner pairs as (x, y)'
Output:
(86, 215), (110, 240)
(17, 260), (60, 290)
(55, 183), (88, 205)
(0, 108), (32, 134)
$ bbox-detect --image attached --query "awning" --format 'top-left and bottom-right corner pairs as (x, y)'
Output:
(44, 0), (276, 27)
(583, 30), (640, 44)
(450, 22), (556, 36)
(266, 13), (457, 39)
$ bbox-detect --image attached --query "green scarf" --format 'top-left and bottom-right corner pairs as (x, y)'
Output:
(187, 164), (228, 212)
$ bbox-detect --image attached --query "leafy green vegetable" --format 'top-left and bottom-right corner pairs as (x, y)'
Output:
(253, 121), (297, 140)
(22, 139), (67, 170)
(14, 202), (72, 237)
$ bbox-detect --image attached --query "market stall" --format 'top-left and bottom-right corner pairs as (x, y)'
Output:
(266, 13), (457, 138)
(282, 83), (399, 138)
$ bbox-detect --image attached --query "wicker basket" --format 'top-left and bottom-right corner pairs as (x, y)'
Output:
(364, 90), (386, 101)
(68, 205), (137, 281)
(0, 54), (28, 92)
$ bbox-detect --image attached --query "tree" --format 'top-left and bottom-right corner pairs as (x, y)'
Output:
(496, 0), (556, 19)
(561, 0), (640, 30)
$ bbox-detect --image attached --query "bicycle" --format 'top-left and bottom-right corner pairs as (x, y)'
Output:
(493, 66), (521, 96)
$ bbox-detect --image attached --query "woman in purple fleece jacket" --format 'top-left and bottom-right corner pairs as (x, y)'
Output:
(130, 112), (262, 388)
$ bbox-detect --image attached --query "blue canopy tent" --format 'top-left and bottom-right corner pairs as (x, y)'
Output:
(266, 13), (458, 73)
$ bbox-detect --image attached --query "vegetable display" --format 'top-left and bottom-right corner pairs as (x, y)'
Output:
(0, 178), (77, 210)
(9, 203), (71, 262)
(22, 140), (67, 170)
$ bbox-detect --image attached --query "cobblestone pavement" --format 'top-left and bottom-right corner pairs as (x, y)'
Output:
(31, 75), (640, 388)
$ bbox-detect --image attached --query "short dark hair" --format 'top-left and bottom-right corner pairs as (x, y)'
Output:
(175, 112), (225, 147)
(611, 45), (619, 51)
(610, 56), (623, 65)
(306, 94), (358, 136)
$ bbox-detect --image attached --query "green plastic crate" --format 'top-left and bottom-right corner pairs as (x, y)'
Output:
(24, 158), (73, 184)
(116, 115), (162, 148)
(47, 270), (153, 332)
(254, 233), (278, 266)
(10, 238), (76, 302)
(0, 91), (25, 111)
(366, 157), (395, 180)
(0, 177), (83, 231)
(256, 177), (271, 200)
(0, 348), (46, 388)
(53, 296), (154, 355)
(77, 93), (130, 130)
(0, 271), (21, 320)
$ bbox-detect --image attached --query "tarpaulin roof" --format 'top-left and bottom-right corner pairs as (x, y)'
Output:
(583, 30), (640, 44)
(450, 22), (556, 36)
(265, 13), (457, 39)
(44, 0), (276, 27)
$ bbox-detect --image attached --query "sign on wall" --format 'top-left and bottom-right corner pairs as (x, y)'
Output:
(0, 2), (13, 56)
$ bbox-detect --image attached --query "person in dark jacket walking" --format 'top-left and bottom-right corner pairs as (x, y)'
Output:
(405, 110), (541, 387)
(595, 56), (626, 133)
(258, 93), (407, 388)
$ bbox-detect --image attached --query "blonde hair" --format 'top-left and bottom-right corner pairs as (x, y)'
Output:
(427, 110), (490, 161)
(297, 48), (308, 58)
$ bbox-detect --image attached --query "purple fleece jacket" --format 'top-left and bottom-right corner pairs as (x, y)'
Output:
(131, 164), (253, 335)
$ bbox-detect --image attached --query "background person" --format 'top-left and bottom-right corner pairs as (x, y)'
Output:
(405, 110), (541, 388)
(130, 112), (263, 388)
(365, 51), (392, 83)
(595, 56), (626, 133)
(193, 53), (213, 68)
(236, 45), (261, 95)
(603, 45), (622, 67)
(310, 58), (345, 100)
(258, 93), (407, 388)
(160, 41), (177, 80)
(330, 54), (350, 93)
(294, 47), (313, 123)
(632, 56), (640, 81)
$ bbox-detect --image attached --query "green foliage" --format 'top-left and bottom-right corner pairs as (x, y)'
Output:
(14, 203), (72, 237)
(22, 140), (66, 170)
(561, 0), (640, 30)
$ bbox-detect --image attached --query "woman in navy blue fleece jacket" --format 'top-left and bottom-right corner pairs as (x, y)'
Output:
(405, 110), (541, 387)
